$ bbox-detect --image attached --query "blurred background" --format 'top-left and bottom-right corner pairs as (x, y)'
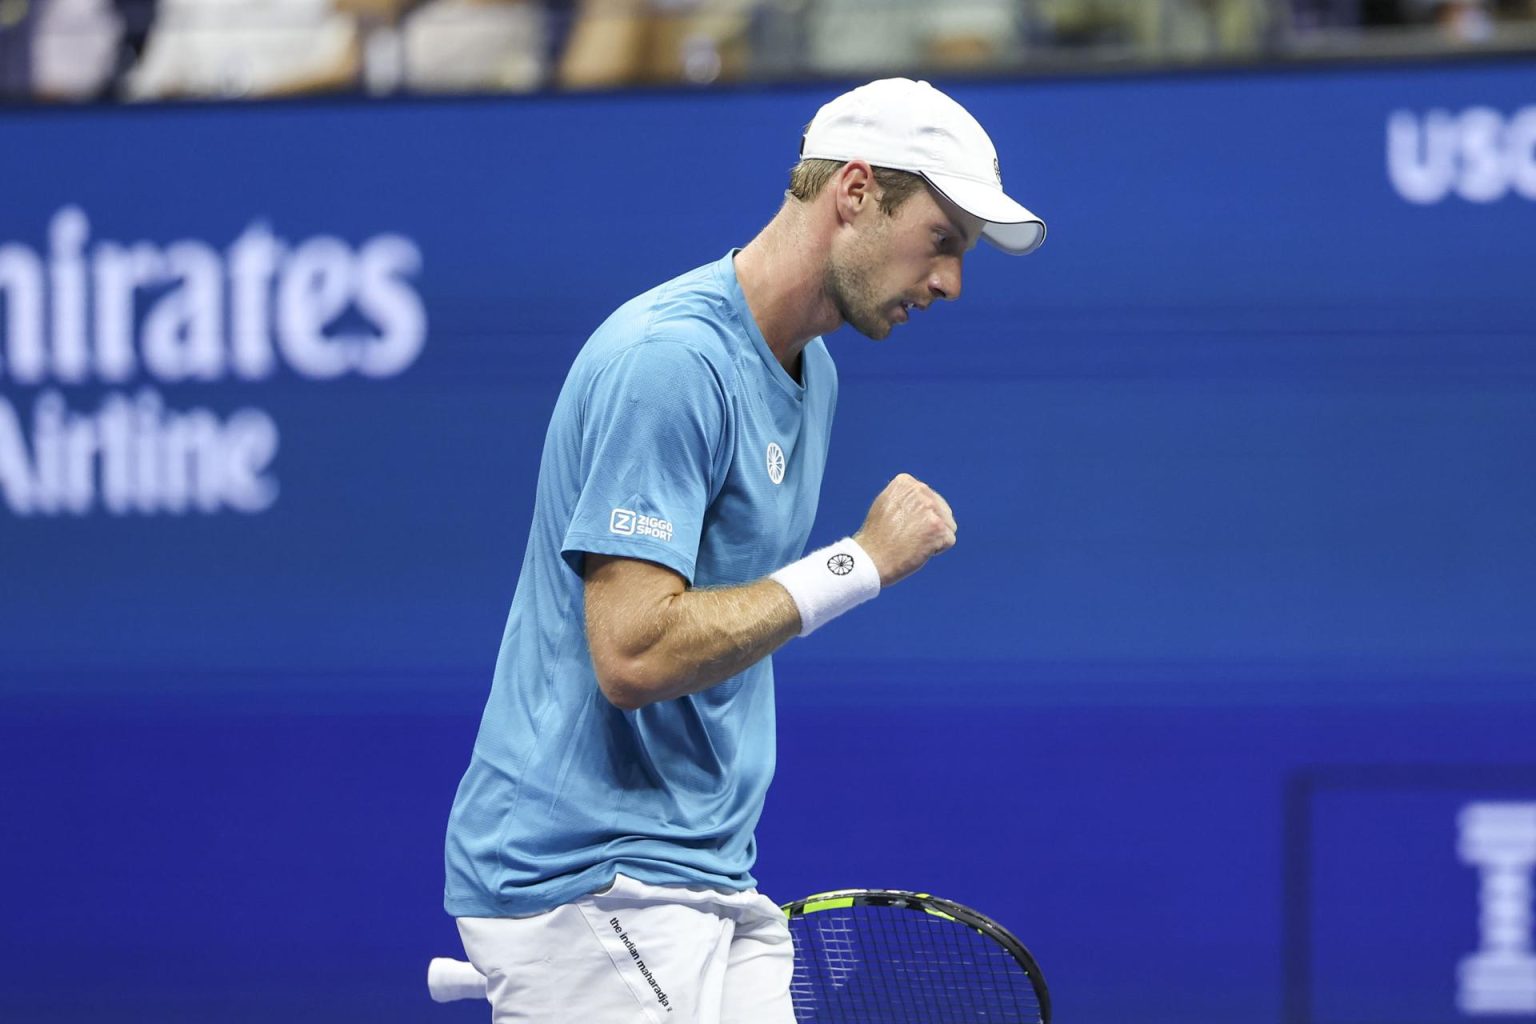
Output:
(4, 0), (1536, 100)
(2, 3), (1535, 1023)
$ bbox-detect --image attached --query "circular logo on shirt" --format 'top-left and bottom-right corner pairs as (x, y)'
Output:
(827, 553), (855, 576)
(766, 442), (786, 485)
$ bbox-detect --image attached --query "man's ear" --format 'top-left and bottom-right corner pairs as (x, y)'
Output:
(834, 160), (879, 224)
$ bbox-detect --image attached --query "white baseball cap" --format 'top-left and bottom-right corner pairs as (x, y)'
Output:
(800, 78), (1046, 256)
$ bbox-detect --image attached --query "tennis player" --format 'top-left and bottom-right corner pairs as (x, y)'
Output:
(444, 77), (1045, 1023)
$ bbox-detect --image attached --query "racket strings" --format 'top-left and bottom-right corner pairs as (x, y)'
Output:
(788, 905), (1045, 1023)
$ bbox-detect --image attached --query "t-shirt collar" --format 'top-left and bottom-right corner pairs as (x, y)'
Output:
(717, 249), (806, 400)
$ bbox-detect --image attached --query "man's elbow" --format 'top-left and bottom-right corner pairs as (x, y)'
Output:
(592, 656), (667, 711)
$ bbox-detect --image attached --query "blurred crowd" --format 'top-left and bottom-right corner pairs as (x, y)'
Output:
(2, 0), (1535, 102)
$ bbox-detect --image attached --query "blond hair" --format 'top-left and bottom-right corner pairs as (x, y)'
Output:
(786, 158), (928, 216)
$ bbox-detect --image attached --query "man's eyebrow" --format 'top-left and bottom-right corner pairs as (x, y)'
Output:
(936, 216), (979, 251)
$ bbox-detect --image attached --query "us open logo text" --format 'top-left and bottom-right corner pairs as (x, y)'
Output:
(1388, 105), (1536, 204)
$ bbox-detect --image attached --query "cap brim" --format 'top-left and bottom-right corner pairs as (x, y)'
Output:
(921, 171), (1046, 256)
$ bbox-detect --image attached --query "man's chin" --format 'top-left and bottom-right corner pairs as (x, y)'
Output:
(850, 315), (894, 341)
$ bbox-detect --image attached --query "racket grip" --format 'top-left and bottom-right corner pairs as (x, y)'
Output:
(427, 957), (488, 1003)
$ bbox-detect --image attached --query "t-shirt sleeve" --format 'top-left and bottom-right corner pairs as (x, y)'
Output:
(561, 341), (727, 584)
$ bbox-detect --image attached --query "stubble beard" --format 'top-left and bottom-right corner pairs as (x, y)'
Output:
(825, 253), (895, 341)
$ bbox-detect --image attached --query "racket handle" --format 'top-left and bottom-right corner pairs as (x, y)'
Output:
(427, 957), (488, 1003)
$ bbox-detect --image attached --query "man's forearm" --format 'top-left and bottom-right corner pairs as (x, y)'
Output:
(585, 474), (955, 709)
(585, 562), (801, 709)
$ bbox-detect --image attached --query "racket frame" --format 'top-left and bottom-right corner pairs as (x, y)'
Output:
(780, 888), (1052, 1024)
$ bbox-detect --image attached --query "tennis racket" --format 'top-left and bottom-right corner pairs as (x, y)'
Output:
(783, 889), (1050, 1024)
(428, 888), (1050, 1023)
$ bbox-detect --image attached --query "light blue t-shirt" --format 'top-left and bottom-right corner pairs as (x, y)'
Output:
(444, 252), (838, 917)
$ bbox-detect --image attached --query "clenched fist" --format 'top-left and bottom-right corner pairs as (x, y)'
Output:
(853, 473), (957, 588)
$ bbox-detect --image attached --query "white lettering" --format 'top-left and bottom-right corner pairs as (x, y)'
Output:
(0, 397), (36, 514)
(143, 241), (225, 381)
(1389, 106), (1536, 205)
(227, 223), (283, 380)
(220, 409), (280, 513)
(92, 241), (164, 383)
(354, 234), (426, 378)
(0, 390), (281, 517)
(0, 208), (426, 518)
(1457, 107), (1510, 203)
(277, 236), (356, 379)
(33, 389), (67, 514)
(1458, 802), (1536, 1015)
(1388, 109), (1457, 205)
(1508, 107), (1536, 201)
(132, 390), (160, 514)
(159, 406), (223, 514)
(0, 242), (46, 383)
(98, 392), (134, 514)
(0, 209), (428, 387)
(634, 514), (674, 542)
(48, 207), (91, 383)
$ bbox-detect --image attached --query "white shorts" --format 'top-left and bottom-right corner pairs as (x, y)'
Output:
(456, 874), (797, 1024)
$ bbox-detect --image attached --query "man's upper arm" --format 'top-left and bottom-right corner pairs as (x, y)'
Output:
(558, 341), (728, 585)
(583, 553), (688, 707)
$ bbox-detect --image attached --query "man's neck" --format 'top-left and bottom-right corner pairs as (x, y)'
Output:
(732, 206), (842, 376)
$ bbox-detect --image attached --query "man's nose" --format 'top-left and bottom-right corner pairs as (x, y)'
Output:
(929, 259), (962, 302)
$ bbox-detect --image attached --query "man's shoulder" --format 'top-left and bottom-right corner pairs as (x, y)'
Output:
(582, 259), (740, 375)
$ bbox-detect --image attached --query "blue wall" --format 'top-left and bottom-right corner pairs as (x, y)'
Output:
(2, 60), (1534, 1023)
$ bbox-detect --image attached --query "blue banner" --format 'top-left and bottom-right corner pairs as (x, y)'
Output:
(2, 60), (1534, 1023)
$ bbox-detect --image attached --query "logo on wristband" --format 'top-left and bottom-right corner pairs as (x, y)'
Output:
(827, 552), (855, 576)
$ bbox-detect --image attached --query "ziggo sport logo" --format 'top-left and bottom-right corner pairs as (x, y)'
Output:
(1388, 105), (1536, 204)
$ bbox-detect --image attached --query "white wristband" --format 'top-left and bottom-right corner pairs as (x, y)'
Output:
(770, 537), (882, 637)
